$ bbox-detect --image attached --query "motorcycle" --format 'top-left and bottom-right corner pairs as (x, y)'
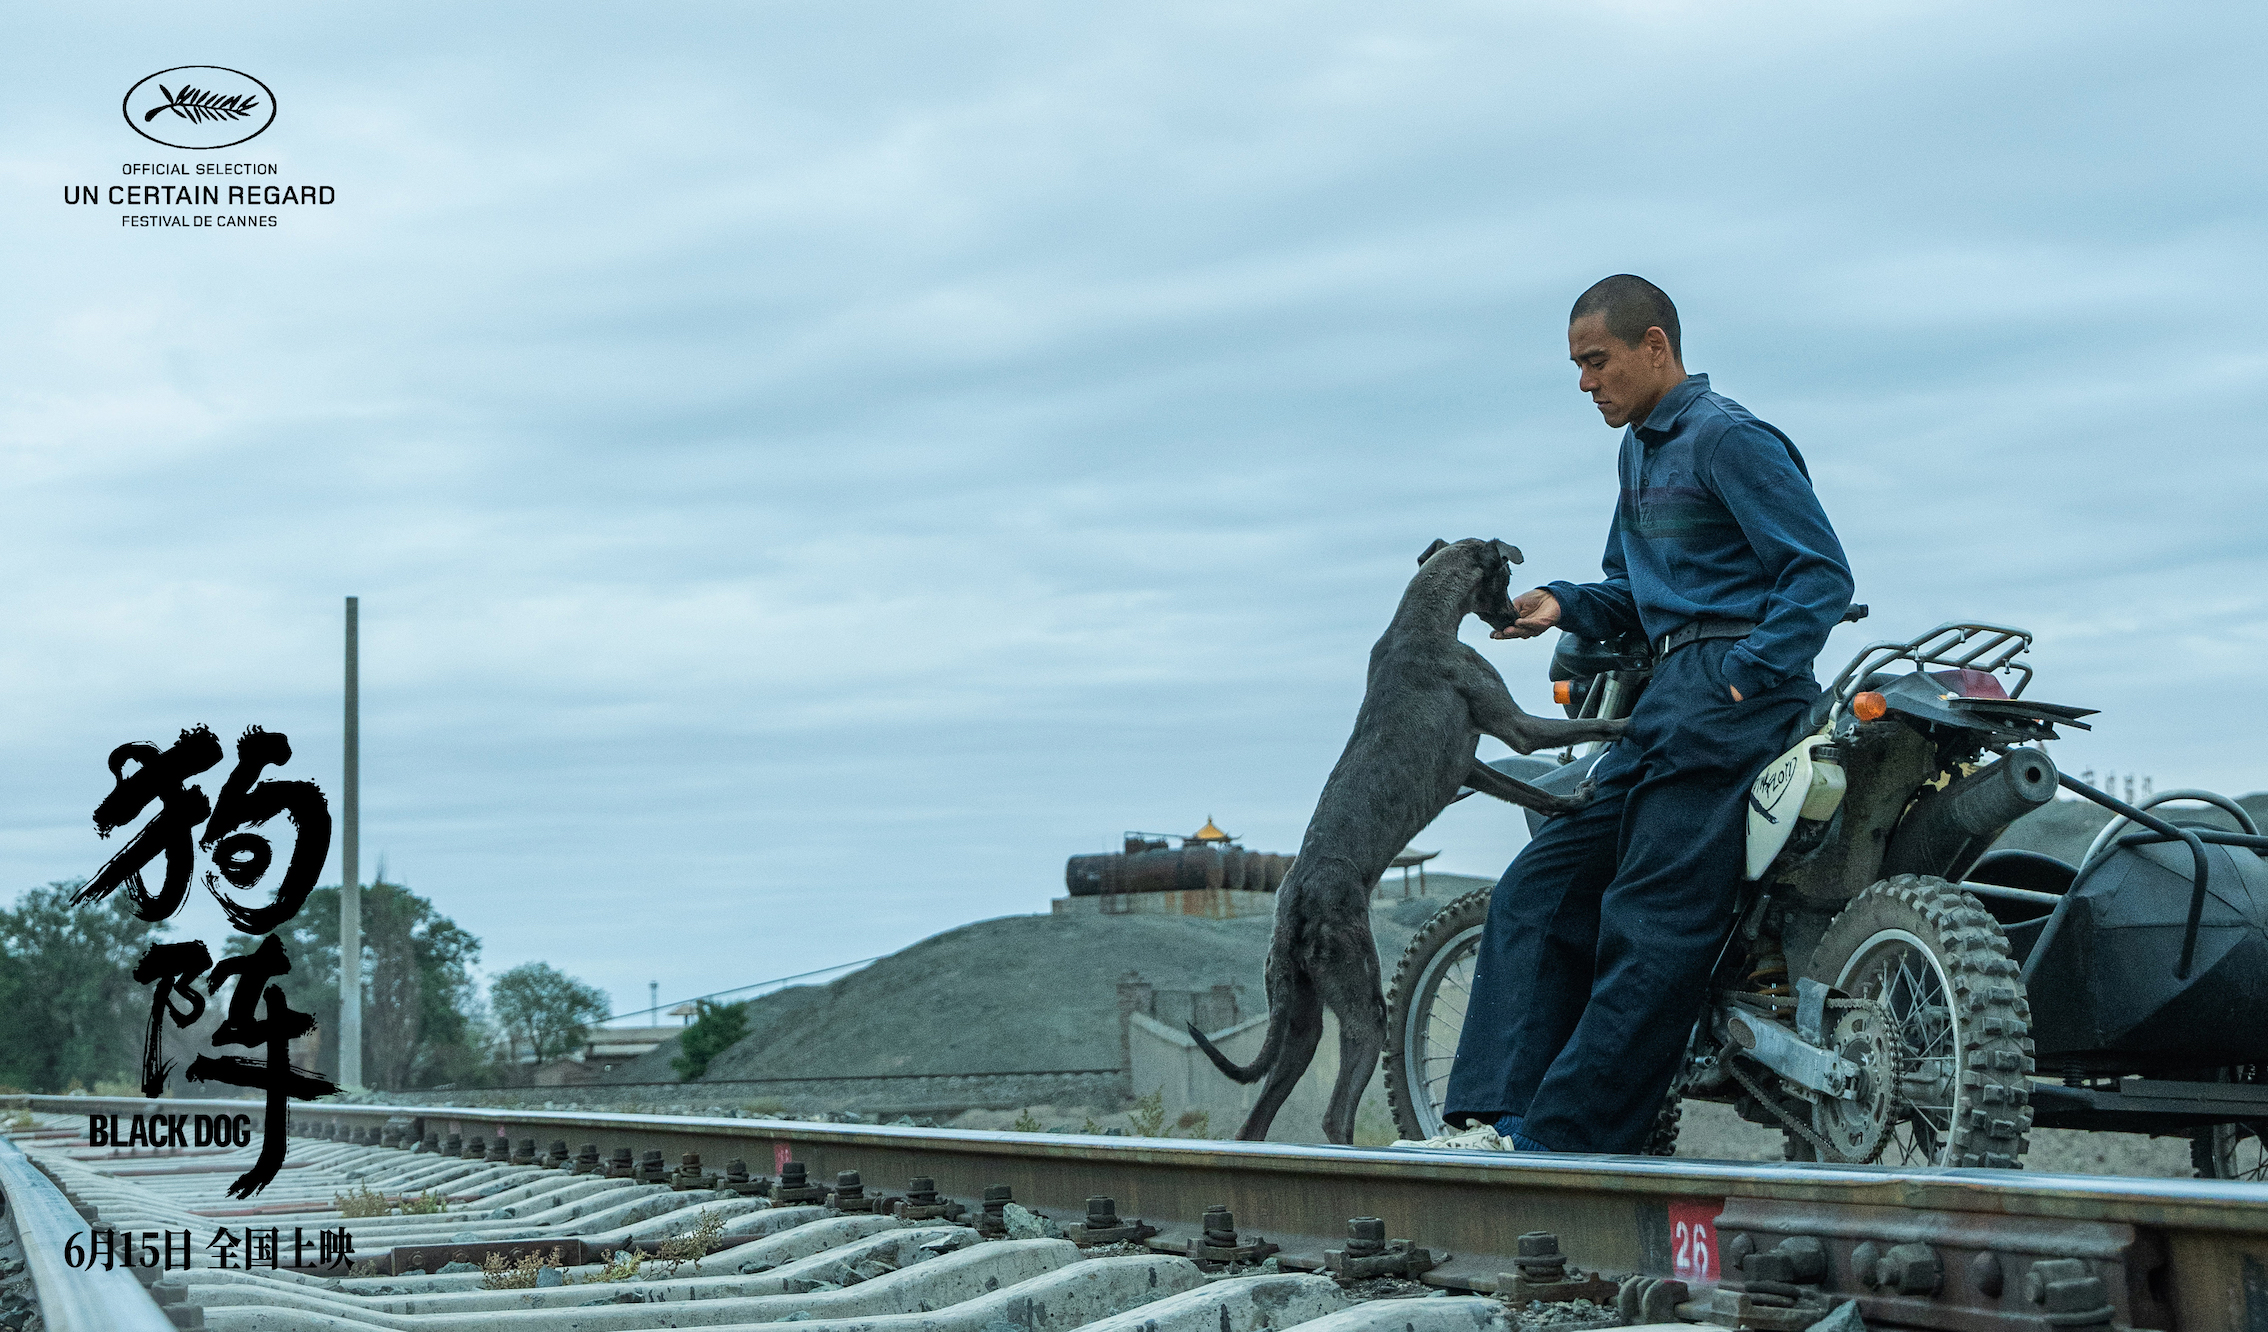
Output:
(1384, 619), (2268, 1172)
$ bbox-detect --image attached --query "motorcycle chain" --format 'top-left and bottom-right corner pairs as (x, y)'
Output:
(1720, 997), (1897, 1165)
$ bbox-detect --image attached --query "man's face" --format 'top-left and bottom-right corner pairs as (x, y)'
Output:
(1568, 312), (1668, 429)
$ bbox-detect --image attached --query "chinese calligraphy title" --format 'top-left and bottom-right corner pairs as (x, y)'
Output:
(77, 724), (340, 1198)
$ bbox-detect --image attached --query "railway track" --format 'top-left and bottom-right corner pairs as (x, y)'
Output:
(4, 1094), (2266, 1332)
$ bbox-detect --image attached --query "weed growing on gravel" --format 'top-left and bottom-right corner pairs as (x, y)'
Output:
(1129, 1088), (1168, 1137)
(333, 1183), (392, 1218)
(399, 1190), (447, 1215)
(656, 1211), (726, 1275)
(742, 1097), (789, 1117)
(583, 1248), (645, 1283)
(1080, 1115), (1103, 1134)
(1011, 1108), (1044, 1132)
(481, 1247), (564, 1290)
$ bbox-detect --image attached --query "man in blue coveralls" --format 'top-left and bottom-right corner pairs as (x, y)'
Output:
(1442, 275), (1854, 1154)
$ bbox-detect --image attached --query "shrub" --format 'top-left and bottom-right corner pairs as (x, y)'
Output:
(482, 1247), (565, 1290)
(333, 1183), (392, 1218)
(1128, 1088), (1168, 1138)
(656, 1211), (726, 1275)
(671, 1001), (750, 1082)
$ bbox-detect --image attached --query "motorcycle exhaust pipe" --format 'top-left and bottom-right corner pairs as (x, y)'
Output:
(1882, 748), (2059, 882)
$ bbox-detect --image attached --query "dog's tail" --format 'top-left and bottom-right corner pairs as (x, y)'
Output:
(1187, 1019), (1280, 1085)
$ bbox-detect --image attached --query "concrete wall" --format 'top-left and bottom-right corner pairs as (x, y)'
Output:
(1127, 1009), (1392, 1145)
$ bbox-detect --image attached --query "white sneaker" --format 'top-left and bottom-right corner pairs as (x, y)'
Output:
(1391, 1123), (1505, 1151)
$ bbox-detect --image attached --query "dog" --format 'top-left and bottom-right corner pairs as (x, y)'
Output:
(1189, 537), (1626, 1143)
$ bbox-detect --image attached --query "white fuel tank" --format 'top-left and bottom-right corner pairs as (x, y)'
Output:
(1744, 733), (1848, 880)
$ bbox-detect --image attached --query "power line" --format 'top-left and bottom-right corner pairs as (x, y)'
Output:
(598, 956), (886, 1025)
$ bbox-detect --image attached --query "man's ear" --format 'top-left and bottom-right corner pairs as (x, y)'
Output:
(1490, 540), (1524, 565)
(1417, 539), (1449, 566)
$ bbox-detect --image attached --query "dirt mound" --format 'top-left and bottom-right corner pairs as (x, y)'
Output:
(603, 874), (1497, 1092)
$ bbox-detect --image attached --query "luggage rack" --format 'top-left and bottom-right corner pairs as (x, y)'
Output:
(1826, 620), (2037, 704)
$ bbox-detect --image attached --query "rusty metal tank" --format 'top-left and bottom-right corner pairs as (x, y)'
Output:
(1065, 823), (1292, 897)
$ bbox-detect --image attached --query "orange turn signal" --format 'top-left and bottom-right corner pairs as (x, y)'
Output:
(1852, 691), (1888, 722)
(1553, 680), (1574, 706)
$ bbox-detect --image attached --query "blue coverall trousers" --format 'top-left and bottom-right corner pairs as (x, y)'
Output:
(1442, 636), (1818, 1153)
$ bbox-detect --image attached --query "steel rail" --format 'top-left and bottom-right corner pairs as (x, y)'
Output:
(0, 1122), (172, 1331)
(20, 1093), (2268, 1332)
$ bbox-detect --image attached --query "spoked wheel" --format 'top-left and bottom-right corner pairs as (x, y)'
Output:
(1385, 890), (1488, 1142)
(2191, 1068), (2268, 1180)
(1800, 875), (2034, 1167)
(1384, 888), (1680, 1153)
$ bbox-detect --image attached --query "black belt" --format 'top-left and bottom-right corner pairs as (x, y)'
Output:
(1654, 618), (1758, 658)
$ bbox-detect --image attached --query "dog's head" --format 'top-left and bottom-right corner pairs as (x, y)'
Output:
(1417, 538), (1525, 630)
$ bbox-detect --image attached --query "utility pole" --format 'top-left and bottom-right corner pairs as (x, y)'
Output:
(649, 981), (659, 1025)
(339, 596), (363, 1091)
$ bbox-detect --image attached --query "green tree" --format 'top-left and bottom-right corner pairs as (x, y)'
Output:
(0, 882), (167, 1093)
(490, 962), (609, 1065)
(253, 880), (484, 1089)
(671, 1000), (749, 1081)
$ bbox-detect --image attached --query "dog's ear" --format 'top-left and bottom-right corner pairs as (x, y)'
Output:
(1418, 539), (1449, 566)
(1490, 540), (1524, 566)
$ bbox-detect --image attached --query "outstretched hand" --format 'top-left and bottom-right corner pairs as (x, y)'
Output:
(1491, 588), (1562, 640)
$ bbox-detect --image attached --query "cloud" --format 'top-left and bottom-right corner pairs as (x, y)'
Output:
(1, 0), (2260, 1020)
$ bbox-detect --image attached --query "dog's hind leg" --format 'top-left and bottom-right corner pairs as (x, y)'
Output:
(1235, 973), (1325, 1141)
(1316, 952), (1390, 1145)
(1463, 760), (1583, 815)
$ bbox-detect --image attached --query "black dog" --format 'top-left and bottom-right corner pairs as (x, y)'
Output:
(1191, 538), (1625, 1143)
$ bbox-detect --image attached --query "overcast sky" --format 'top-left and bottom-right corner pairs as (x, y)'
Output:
(3, 1), (2262, 1032)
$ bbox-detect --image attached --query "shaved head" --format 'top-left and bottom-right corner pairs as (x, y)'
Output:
(1570, 274), (1681, 361)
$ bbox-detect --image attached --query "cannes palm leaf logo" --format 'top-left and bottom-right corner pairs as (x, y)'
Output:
(144, 84), (261, 125)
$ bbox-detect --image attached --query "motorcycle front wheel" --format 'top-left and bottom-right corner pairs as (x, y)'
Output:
(1798, 874), (2035, 1168)
(1385, 889), (1490, 1142)
(1383, 889), (1680, 1153)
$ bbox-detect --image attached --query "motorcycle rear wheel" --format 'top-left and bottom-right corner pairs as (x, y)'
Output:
(1797, 874), (2034, 1168)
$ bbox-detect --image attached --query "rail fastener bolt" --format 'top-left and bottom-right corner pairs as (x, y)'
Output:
(2026, 1259), (2116, 1329)
(1186, 1205), (1279, 1265)
(1325, 1216), (1440, 1280)
(717, 1158), (771, 1197)
(511, 1137), (537, 1165)
(895, 1175), (966, 1222)
(1066, 1195), (1157, 1247)
(1616, 1275), (1691, 1326)
(1877, 1243), (1943, 1297)
(604, 1146), (637, 1179)
(672, 1152), (719, 1191)
(572, 1143), (602, 1175)
(1498, 1232), (1617, 1304)
(974, 1184), (1017, 1237)
(831, 1169), (894, 1213)
(770, 1160), (828, 1205)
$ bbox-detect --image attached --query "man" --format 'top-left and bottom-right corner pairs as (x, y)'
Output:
(1442, 275), (1854, 1154)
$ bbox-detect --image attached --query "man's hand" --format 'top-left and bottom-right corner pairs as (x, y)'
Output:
(1491, 588), (1562, 640)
